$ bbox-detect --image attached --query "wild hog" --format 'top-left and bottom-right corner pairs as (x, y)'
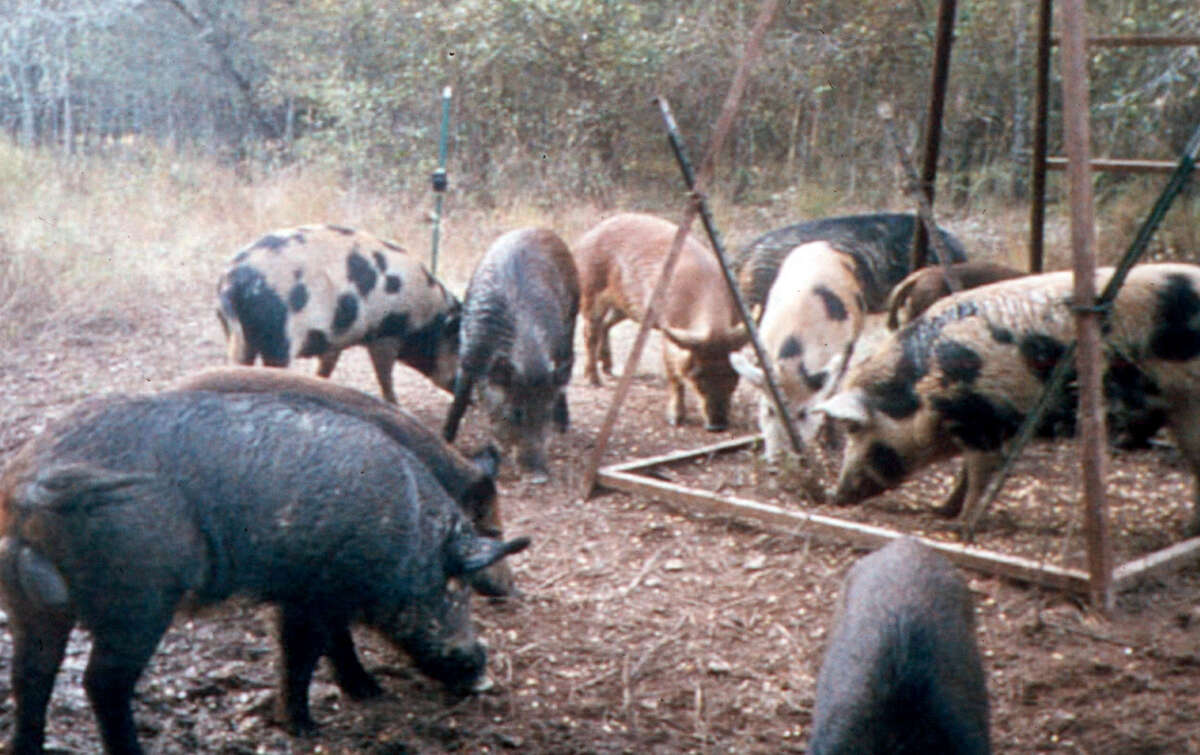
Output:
(810, 538), (990, 754)
(814, 263), (1200, 535)
(731, 241), (866, 459)
(885, 262), (1026, 330)
(573, 213), (749, 431)
(174, 366), (516, 596)
(442, 228), (580, 482)
(216, 224), (462, 403)
(734, 213), (969, 317)
(0, 390), (529, 754)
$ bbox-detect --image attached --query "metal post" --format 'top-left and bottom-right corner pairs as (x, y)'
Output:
(910, 0), (957, 270)
(1030, 0), (1052, 273)
(430, 86), (452, 276)
(1059, 0), (1111, 613)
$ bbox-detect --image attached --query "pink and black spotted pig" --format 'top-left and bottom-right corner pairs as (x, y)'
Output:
(216, 225), (461, 403)
(814, 263), (1200, 535)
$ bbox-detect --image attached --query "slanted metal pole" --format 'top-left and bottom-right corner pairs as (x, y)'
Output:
(430, 86), (452, 276)
(658, 98), (808, 462)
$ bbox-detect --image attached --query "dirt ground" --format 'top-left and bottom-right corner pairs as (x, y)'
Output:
(1, 275), (1199, 754)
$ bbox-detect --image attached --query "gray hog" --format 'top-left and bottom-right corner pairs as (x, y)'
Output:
(443, 228), (580, 482)
(810, 538), (990, 754)
(174, 366), (517, 596)
(735, 213), (969, 316)
(885, 262), (1026, 330)
(814, 263), (1200, 534)
(574, 213), (749, 431)
(216, 224), (462, 403)
(0, 390), (529, 754)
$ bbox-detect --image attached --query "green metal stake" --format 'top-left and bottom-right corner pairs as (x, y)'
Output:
(430, 86), (452, 276)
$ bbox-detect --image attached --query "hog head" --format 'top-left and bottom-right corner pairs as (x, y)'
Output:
(660, 325), (748, 431)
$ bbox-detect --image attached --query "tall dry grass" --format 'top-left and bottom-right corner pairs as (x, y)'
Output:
(3, 139), (1194, 350)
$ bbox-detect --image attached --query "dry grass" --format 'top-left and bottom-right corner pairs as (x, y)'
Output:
(3, 140), (1194, 349)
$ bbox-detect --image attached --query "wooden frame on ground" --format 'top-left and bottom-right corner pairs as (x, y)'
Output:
(595, 435), (1200, 597)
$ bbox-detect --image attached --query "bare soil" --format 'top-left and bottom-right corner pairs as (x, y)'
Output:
(1, 290), (1199, 754)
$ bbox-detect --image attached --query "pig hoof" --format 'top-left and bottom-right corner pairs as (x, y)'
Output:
(704, 422), (727, 432)
(527, 471), (550, 484)
(471, 674), (495, 693)
(341, 675), (383, 700)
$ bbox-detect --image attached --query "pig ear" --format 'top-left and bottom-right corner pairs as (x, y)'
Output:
(812, 389), (871, 430)
(729, 352), (766, 390)
(446, 531), (532, 577)
(488, 357), (515, 389)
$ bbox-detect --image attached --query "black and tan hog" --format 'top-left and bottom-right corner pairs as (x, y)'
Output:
(885, 261), (1026, 330)
(574, 213), (749, 431)
(734, 213), (969, 317)
(731, 241), (867, 460)
(443, 228), (580, 483)
(810, 538), (990, 754)
(174, 366), (517, 596)
(813, 263), (1200, 534)
(0, 390), (529, 754)
(216, 225), (461, 403)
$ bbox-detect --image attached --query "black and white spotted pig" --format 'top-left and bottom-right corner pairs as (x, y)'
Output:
(814, 263), (1200, 534)
(216, 225), (461, 403)
(731, 241), (867, 460)
(734, 213), (969, 318)
(443, 228), (580, 483)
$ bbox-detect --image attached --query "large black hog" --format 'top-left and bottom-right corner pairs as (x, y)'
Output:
(810, 538), (990, 754)
(0, 391), (528, 754)
(734, 213), (969, 316)
(174, 366), (517, 596)
(814, 264), (1200, 534)
(443, 228), (580, 483)
(216, 225), (462, 403)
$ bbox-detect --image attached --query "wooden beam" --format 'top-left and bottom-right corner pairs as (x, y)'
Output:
(1051, 35), (1200, 48)
(1045, 157), (1179, 173)
(597, 465), (1091, 594)
(1112, 536), (1200, 591)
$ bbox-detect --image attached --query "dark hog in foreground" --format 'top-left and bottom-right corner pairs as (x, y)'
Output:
(216, 224), (462, 403)
(885, 261), (1027, 330)
(443, 228), (580, 482)
(0, 391), (529, 754)
(574, 213), (749, 430)
(174, 366), (516, 596)
(734, 213), (969, 316)
(814, 263), (1198, 533)
(810, 537), (990, 754)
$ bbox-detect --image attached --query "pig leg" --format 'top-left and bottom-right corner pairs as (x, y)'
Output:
(599, 309), (623, 377)
(954, 451), (1003, 532)
(276, 605), (338, 735)
(1164, 406), (1200, 536)
(366, 340), (401, 404)
(663, 347), (686, 426)
(316, 350), (342, 380)
(85, 612), (174, 755)
(582, 307), (606, 386)
(934, 462), (970, 518)
(326, 625), (384, 700)
(552, 390), (569, 433)
(2, 600), (73, 755)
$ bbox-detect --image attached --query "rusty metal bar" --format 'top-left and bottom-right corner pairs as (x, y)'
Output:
(909, 0), (957, 271)
(1060, 0), (1112, 614)
(1045, 157), (1180, 173)
(1051, 34), (1200, 47)
(1029, 0), (1052, 273)
(581, 0), (781, 498)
